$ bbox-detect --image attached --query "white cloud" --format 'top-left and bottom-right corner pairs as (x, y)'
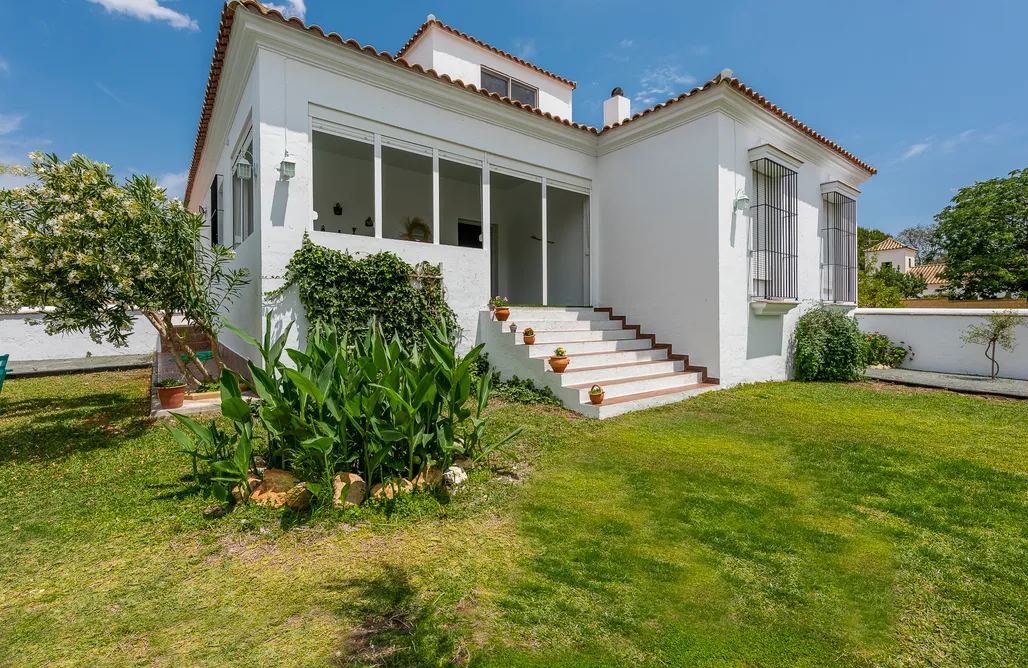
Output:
(901, 142), (931, 160)
(689, 45), (711, 57)
(0, 56), (9, 75)
(620, 39), (634, 48)
(0, 113), (25, 136)
(634, 67), (697, 104)
(513, 38), (537, 61)
(87, 0), (199, 31)
(95, 81), (129, 106)
(939, 129), (976, 152)
(264, 0), (307, 20)
(158, 170), (189, 200)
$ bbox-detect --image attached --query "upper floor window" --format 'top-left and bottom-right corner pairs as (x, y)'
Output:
(207, 174), (223, 246)
(480, 66), (538, 107)
(820, 185), (858, 304)
(232, 133), (255, 248)
(749, 155), (799, 301)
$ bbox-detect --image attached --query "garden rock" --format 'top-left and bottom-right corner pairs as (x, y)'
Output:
(443, 466), (468, 488)
(333, 472), (367, 508)
(369, 479), (414, 500)
(250, 469), (311, 509)
(412, 466), (442, 490)
(232, 473), (263, 502)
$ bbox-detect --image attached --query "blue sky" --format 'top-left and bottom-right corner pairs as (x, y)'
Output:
(1, 0), (1025, 234)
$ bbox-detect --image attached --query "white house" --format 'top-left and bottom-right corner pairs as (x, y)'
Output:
(865, 237), (947, 296)
(184, 1), (876, 417)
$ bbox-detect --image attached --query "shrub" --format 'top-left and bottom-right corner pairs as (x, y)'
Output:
(866, 332), (910, 368)
(960, 311), (1025, 379)
(169, 314), (523, 507)
(793, 304), (868, 381)
(492, 375), (560, 406)
(269, 235), (458, 350)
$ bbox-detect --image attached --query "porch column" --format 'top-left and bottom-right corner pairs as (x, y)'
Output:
(432, 148), (440, 244)
(482, 156), (492, 297)
(373, 133), (383, 238)
(541, 177), (548, 306)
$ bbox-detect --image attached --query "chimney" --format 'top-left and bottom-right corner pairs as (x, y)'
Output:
(603, 87), (631, 128)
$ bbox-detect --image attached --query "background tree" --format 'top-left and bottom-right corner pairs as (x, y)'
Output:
(0, 153), (248, 385)
(960, 311), (1025, 379)
(896, 223), (943, 264)
(857, 227), (889, 271)
(935, 168), (1028, 299)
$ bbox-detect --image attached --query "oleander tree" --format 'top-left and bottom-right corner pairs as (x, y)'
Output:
(0, 152), (249, 385)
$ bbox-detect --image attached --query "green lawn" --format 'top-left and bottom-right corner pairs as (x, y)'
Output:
(1, 371), (1027, 666)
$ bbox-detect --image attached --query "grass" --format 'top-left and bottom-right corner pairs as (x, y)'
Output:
(1, 371), (1028, 666)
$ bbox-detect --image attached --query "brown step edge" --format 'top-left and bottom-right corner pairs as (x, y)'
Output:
(593, 382), (720, 406)
(594, 308), (717, 384)
(558, 359), (683, 373)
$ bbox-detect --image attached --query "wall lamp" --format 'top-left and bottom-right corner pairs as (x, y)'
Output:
(234, 154), (253, 181)
(733, 190), (750, 211)
(279, 158), (296, 180)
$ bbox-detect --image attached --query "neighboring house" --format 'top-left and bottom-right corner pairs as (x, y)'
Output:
(184, 1), (876, 415)
(865, 237), (947, 295)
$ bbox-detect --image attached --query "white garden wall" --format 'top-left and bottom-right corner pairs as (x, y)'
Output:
(855, 308), (1028, 380)
(0, 310), (157, 362)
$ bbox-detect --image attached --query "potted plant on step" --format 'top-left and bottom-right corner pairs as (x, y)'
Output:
(490, 296), (510, 322)
(523, 327), (536, 345)
(157, 378), (187, 409)
(589, 384), (604, 404)
(549, 347), (569, 373)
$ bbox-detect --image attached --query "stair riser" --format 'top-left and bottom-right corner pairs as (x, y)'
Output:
(559, 349), (668, 367)
(558, 360), (685, 385)
(527, 339), (651, 356)
(528, 330), (638, 343)
(577, 373), (705, 402)
(505, 308), (609, 322)
(504, 319), (623, 331)
(581, 385), (718, 419)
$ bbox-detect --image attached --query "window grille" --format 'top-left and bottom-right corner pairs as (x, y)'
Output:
(749, 157), (798, 300)
(821, 190), (857, 303)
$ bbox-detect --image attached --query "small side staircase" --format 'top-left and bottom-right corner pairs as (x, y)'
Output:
(480, 307), (719, 418)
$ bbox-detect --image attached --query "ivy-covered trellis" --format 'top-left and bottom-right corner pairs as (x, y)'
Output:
(269, 234), (459, 348)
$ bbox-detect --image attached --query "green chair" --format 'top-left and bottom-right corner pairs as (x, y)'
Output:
(0, 354), (8, 415)
(167, 351), (214, 364)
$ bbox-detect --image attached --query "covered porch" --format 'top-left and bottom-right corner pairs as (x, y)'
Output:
(310, 127), (591, 306)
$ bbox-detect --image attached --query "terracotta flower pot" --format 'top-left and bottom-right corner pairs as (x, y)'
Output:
(589, 391), (605, 405)
(523, 334), (536, 345)
(549, 356), (569, 373)
(158, 384), (186, 409)
(494, 307), (510, 322)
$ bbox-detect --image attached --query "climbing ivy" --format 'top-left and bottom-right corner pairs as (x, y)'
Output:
(268, 234), (459, 348)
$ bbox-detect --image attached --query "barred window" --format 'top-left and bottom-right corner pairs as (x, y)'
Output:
(821, 189), (857, 303)
(750, 157), (798, 300)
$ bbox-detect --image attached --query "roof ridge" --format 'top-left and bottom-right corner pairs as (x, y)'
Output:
(396, 18), (576, 89)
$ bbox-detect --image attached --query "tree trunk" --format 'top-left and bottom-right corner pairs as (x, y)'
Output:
(988, 340), (998, 380)
(163, 312), (214, 385)
(143, 310), (204, 386)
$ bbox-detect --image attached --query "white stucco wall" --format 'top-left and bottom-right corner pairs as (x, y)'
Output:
(595, 113), (722, 378)
(402, 27), (574, 120)
(868, 247), (915, 272)
(856, 308), (1028, 380)
(0, 311), (157, 362)
(716, 111), (871, 386)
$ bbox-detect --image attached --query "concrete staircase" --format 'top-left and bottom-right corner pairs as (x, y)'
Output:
(479, 306), (719, 418)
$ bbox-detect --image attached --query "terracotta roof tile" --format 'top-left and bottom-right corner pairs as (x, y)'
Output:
(185, 2), (876, 206)
(868, 237), (917, 253)
(185, 1), (596, 205)
(396, 19), (576, 89)
(601, 70), (877, 175)
(907, 263), (947, 285)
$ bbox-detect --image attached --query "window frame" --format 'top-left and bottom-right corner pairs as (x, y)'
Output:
(820, 183), (858, 304)
(231, 130), (255, 249)
(748, 155), (800, 302)
(479, 65), (538, 107)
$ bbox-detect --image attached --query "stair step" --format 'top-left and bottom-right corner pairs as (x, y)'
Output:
(556, 359), (686, 385)
(569, 371), (706, 401)
(526, 338), (651, 356)
(504, 318), (623, 331)
(527, 329), (638, 343)
(558, 348), (668, 367)
(582, 383), (721, 419)
(505, 307), (608, 321)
